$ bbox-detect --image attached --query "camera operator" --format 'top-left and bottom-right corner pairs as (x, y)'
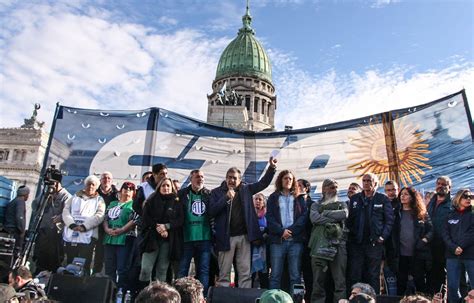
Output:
(30, 175), (71, 274)
(8, 266), (46, 300)
(4, 186), (30, 257)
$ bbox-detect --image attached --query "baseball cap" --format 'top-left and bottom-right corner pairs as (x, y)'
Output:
(259, 289), (293, 303)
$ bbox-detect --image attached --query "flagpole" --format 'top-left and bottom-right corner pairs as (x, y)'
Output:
(222, 102), (226, 127)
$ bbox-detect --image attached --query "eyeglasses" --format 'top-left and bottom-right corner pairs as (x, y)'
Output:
(462, 193), (473, 199)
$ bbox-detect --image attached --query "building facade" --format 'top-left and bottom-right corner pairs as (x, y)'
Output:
(0, 108), (69, 226)
(207, 5), (277, 131)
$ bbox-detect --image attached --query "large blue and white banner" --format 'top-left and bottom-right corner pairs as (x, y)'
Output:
(44, 90), (473, 199)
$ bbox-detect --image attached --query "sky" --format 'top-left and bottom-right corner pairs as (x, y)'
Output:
(0, 0), (473, 131)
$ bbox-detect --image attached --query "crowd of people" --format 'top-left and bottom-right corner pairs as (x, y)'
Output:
(1, 156), (473, 302)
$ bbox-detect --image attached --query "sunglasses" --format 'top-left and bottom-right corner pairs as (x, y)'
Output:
(462, 193), (473, 199)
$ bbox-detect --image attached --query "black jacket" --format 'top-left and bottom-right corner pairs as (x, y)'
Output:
(442, 206), (474, 259)
(266, 192), (307, 243)
(385, 198), (401, 260)
(209, 166), (276, 252)
(141, 192), (184, 260)
(97, 185), (119, 207)
(302, 195), (314, 243)
(347, 191), (394, 244)
(4, 197), (26, 234)
(427, 194), (452, 246)
(390, 211), (434, 260)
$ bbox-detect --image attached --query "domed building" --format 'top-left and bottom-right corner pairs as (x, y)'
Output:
(207, 5), (276, 131)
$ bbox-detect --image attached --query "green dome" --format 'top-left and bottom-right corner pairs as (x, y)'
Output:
(215, 8), (272, 83)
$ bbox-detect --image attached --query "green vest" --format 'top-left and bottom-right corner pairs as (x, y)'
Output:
(103, 200), (133, 245)
(184, 191), (211, 242)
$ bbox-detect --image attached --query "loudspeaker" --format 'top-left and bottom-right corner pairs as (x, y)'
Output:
(207, 287), (266, 303)
(47, 274), (116, 303)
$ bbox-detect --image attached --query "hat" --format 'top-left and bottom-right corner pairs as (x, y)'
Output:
(259, 289), (293, 303)
(17, 185), (30, 197)
(0, 283), (17, 301)
(121, 182), (136, 191)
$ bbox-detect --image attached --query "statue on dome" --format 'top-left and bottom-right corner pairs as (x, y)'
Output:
(21, 103), (45, 129)
(216, 82), (243, 106)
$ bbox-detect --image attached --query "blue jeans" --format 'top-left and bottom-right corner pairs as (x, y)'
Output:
(178, 240), (211, 294)
(269, 241), (303, 291)
(446, 258), (474, 303)
(104, 237), (134, 290)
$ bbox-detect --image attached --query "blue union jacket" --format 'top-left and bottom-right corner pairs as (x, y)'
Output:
(347, 191), (394, 245)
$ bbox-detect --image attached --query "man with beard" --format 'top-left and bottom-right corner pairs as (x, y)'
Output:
(309, 179), (348, 303)
(8, 266), (46, 300)
(31, 178), (71, 273)
(426, 176), (452, 295)
(347, 183), (361, 201)
(209, 157), (277, 288)
(347, 173), (394, 294)
(383, 180), (401, 277)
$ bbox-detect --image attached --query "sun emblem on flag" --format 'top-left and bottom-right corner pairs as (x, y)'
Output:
(347, 117), (432, 187)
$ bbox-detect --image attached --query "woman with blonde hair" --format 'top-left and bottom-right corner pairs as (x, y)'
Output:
(442, 189), (474, 303)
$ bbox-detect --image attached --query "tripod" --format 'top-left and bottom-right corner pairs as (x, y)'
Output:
(13, 182), (56, 268)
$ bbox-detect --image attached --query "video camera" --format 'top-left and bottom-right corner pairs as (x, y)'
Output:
(43, 165), (63, 186)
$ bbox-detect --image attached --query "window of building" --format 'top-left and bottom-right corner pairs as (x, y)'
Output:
(254, 97), (259, 113)
(245, 96), (251, 111)
(0, 150), (9, 161)
(12, 149), (27, 161)
(261, 100), (266, 115)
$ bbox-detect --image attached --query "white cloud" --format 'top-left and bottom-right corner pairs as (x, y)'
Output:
(371, 0), (401, 8)
(269, 48), (474, 129)
(0, 2), (228, 128)
(0, 1), (472, 136)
